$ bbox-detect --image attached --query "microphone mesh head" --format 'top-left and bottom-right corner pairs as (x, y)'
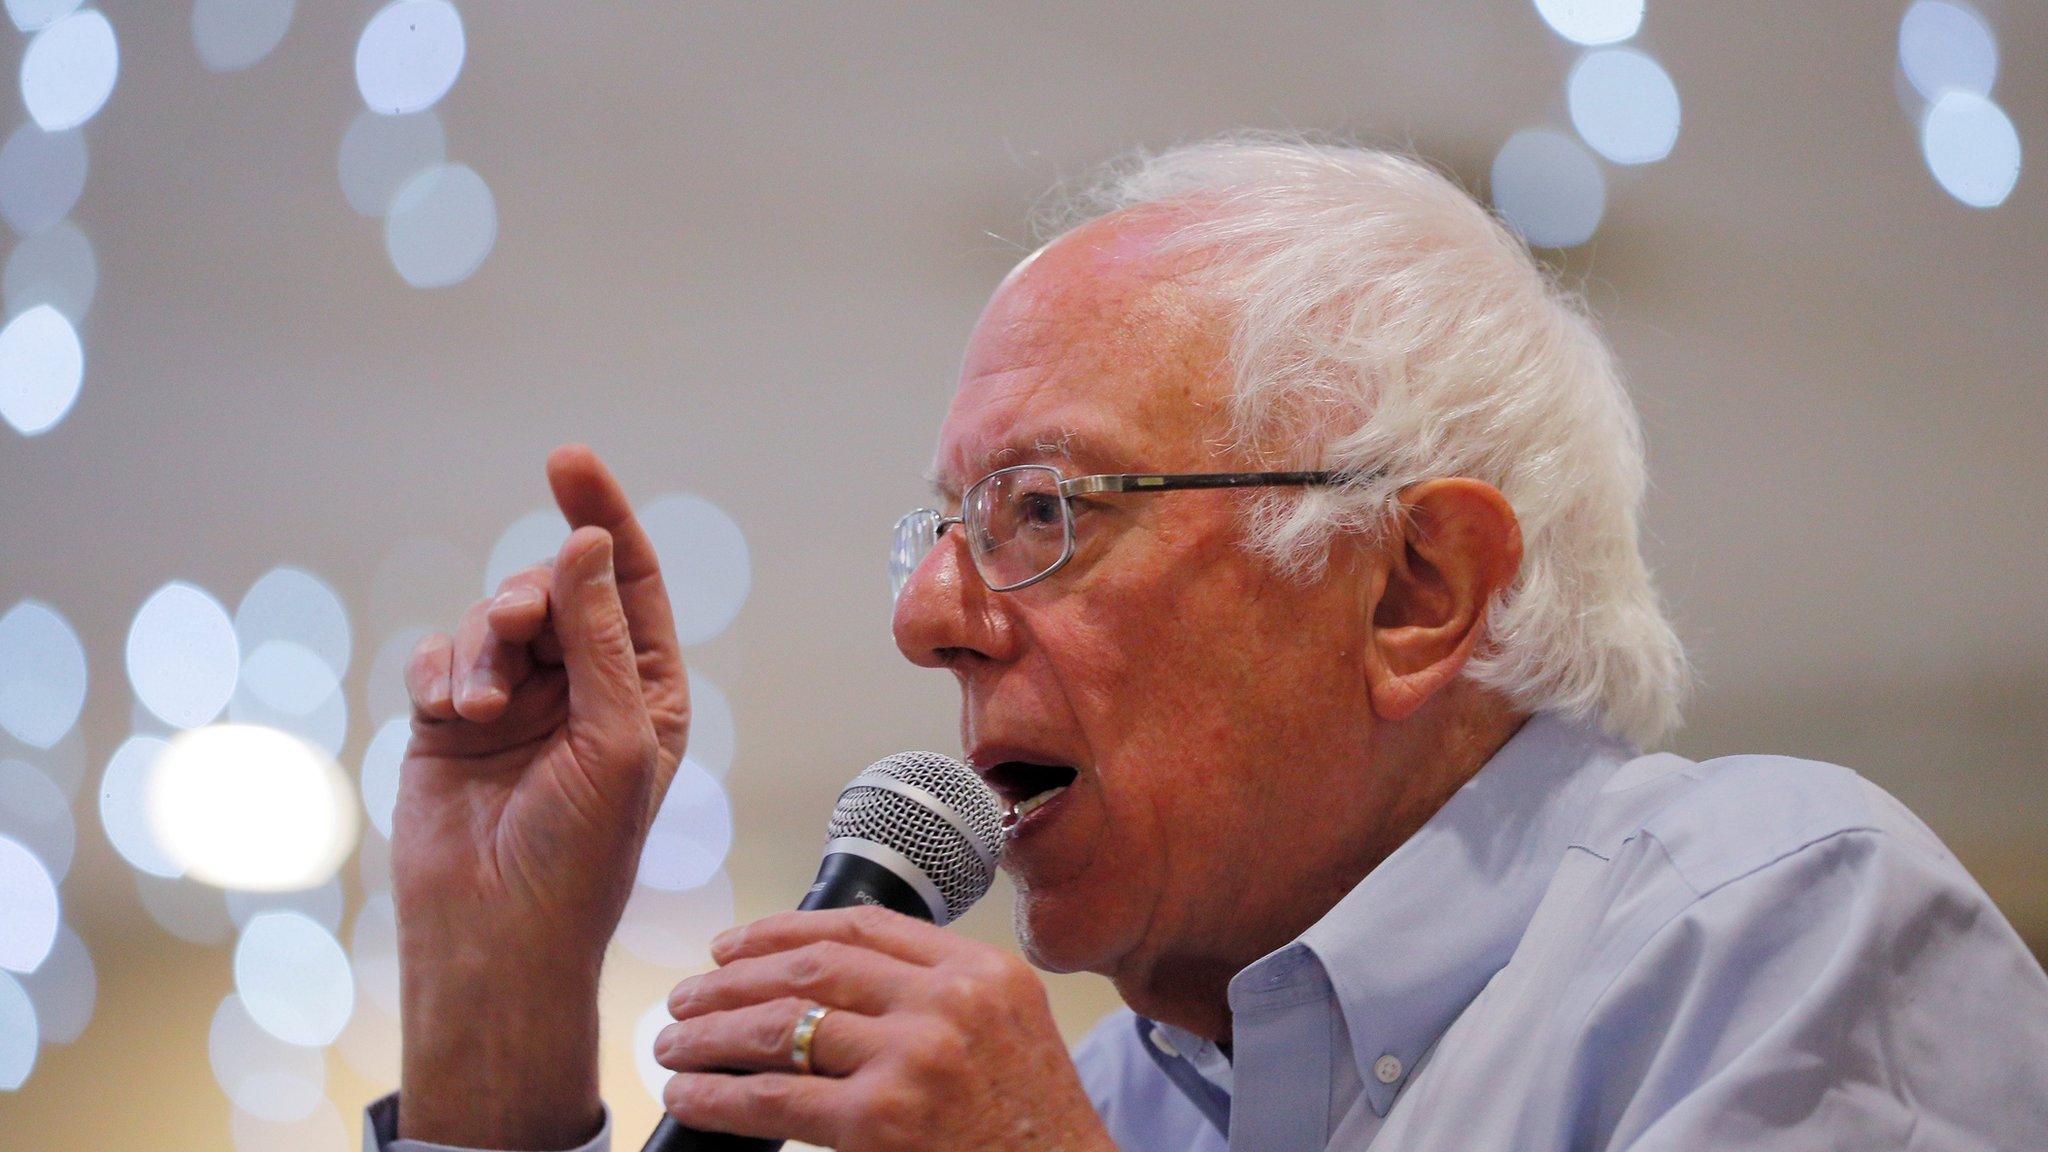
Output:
(826, 751), (1003, 922)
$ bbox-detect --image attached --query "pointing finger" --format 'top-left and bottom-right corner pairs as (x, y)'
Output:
(552, 526), (656, 770)
(546, 446), (684, 752)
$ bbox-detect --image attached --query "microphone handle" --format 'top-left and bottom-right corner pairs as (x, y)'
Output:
(636, 851), (938, 1152)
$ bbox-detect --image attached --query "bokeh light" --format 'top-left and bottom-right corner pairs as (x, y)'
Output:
(484, 506), (570, 596)
(134, 871), (234, 944)
(616, 869), (734, 968)
(337, 108), (445, 218)
(191, 0), (295, 73)
(17, 922), (92, 1043)
(231, 1098), (350, 1152)
(686, 670), (734, 779)
(0, 834), (58, 972)
(20, 8), (118, 132)
(0, 303), (83, 436)
(0, 121), (85, 236)
(207, 993), (326, 1121)
(359, 716), (406, 840)
(149, 724), (358, 891)
(1532, 0), (1641, 46)
(384, 162), (497, 288)
(226, 875), (344, 933)
(1491, 128), (1607, 248)
(1899, 0), (1996, 102)
(0, 970), (34, 1089)
(236, 566), (352, 680)
(4, 0), (77, 33)
(0, 600), (87, 748)
(229, 640), (348, 756)
(4, 218), (95, 322)
(643, 493), (752, 645)
(0, 759), (73, 881)
(1567, 48), (1681, 165)
(349, 890), (399, 1017)
(635, 760), (733, 892)
(101, 734), (183, 877)
(234, 910), (355, 1046)
(633, 999), (672, 1103)
(355, 0), (465, 116)
(1921, 90), (2022, 208)
(127, 581), (240, 730)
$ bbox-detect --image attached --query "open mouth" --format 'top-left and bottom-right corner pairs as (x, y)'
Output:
(982, 760), (1079, 825)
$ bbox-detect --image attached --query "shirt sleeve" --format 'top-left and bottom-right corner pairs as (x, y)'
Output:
(363, 1094), (612, 1152)
(1581, 827), (2048, 1151)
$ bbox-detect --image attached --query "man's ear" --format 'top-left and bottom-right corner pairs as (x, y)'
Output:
(1361, 478), (1523, 722)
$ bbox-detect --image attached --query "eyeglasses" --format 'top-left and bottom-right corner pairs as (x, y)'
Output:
(890, 464), (1349, 601)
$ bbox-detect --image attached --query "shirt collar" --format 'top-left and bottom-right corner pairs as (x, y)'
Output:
(1292, 710), (1631, 1115)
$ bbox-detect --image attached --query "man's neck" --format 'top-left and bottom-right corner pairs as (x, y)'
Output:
(1115, 697), (1530, 1043)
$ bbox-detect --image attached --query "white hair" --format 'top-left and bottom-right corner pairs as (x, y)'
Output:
(1047, 135), (1688, 747)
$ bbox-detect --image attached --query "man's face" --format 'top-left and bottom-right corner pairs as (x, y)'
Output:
(892, 214), (1384, 997)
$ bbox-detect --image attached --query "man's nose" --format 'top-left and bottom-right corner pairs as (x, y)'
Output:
(892, 529), (1015, 670)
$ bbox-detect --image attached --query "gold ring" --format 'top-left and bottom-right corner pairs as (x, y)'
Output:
(789, 1004), (830, 1075)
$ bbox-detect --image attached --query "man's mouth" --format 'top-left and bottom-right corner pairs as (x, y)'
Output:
(980, 760), (1079, 826)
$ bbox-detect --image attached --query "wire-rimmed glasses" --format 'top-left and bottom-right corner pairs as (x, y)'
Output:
(890, 464), (1349, 601)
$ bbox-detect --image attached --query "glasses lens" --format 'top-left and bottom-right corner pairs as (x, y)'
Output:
(890, 510), (940, 601)
(964, 466), (1070, 590)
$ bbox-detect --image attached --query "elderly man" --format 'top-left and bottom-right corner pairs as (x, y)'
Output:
(370, 140), (2048, 1152)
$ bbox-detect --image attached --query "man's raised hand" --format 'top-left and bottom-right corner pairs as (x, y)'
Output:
(392, 445), (689, 1149)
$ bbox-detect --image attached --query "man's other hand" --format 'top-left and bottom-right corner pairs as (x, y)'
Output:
(394, 445), (689, 1149)
(656, 907), (1117, 1152)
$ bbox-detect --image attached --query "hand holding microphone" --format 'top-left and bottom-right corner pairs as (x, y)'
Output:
(648, 752), (1115, 1152)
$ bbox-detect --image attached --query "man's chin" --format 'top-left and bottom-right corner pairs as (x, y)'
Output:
(1011, 886), (1126, 976)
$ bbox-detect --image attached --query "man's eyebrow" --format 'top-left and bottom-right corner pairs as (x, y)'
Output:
(925, 429), (1126, 498)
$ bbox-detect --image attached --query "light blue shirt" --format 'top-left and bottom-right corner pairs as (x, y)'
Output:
(369, 712), (2048, 1151)
(1074, 712), (2048, 1150)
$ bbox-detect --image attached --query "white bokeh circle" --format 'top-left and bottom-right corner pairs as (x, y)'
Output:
(101, 735), (183, 877)
(191, 0), (295, 73)
(643, 493), (752, 645)
(127, 581), (240, 730)
(337, 108), (445, 218)
(3, 218), (95, 322)
(0, 599), (87, 748)
(234, 910), (355, 1046)
(1490, 129), (1607, 249)
(208, 993), (326, 1121)
(1567, 48), (1681, 165)
(20, 8), (118, 132)
(0, 834), (58, 973)
(1921, 91), (2022, 209)
(0, 303), (83, 436)
(355, 0), (465, 115)
(0, 759), (73, 881)
(16, 921), (91, 1044)
(635, 760), (733, 892)
(384, 162), (497, 288)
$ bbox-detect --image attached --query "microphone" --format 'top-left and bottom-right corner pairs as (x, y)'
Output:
(639, 751), (1004, 1152)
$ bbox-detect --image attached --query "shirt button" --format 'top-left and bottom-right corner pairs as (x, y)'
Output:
(1148, 1028), (1181, 1058)
(1373, 1054), (1403, 1084)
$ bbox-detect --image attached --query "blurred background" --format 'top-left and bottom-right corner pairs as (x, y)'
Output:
(0, 1), (2043, 1148)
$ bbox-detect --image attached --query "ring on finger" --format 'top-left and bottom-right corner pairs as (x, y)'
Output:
(789, 1004), (830, 1075)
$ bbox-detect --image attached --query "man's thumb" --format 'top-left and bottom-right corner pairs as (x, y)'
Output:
(551, 526), (650, 754)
